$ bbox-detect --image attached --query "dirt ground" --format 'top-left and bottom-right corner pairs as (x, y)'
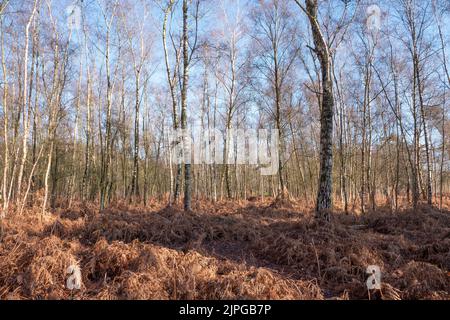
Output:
(0, 198), (449, 300)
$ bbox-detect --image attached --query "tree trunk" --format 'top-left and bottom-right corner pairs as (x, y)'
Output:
(181, 0), (191, 211)
(303, 0), (334, 220)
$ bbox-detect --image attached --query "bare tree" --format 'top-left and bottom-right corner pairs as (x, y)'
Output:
(161, 0), (182, 205)
(252, 0), (299, 199)
(180, 0), (200, 211)
(98, 0), (119, 211)
(16, 0), (39, 204)
(1, 6), (9, 217)
(295, 0), (335, 219)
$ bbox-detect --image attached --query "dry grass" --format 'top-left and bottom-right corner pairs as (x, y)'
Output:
(0, 198), (448, 300)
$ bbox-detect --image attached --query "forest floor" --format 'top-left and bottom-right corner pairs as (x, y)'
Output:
(0, 197), (449, 300)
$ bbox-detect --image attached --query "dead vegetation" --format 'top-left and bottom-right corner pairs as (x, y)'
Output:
(0, 199), (448, 300)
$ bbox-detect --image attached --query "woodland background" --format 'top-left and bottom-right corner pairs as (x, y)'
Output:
(0, 0), (448, 214)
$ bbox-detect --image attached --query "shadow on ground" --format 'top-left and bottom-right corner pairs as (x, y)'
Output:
(0, 200), (449, 300)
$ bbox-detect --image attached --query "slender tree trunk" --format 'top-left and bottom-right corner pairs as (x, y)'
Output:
(69, 58), (82, 208)
(17, 0), (38, 202)
(301, 0), (334, 219)
(181, 0), (191, 211)
(414, 53), (432, 205)
(100, 21), (114, 211)
(131, 70), (140, 200)
(434, 7), (449, 210)
(162, 0), (182, 205)
(1, 16), (9, 216)
(82, 62), (91, 201)
(42, 139), (54, 214)
(273, 44), (285, 197)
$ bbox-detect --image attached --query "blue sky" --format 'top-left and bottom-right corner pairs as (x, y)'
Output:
(0, 0), (449, 145)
